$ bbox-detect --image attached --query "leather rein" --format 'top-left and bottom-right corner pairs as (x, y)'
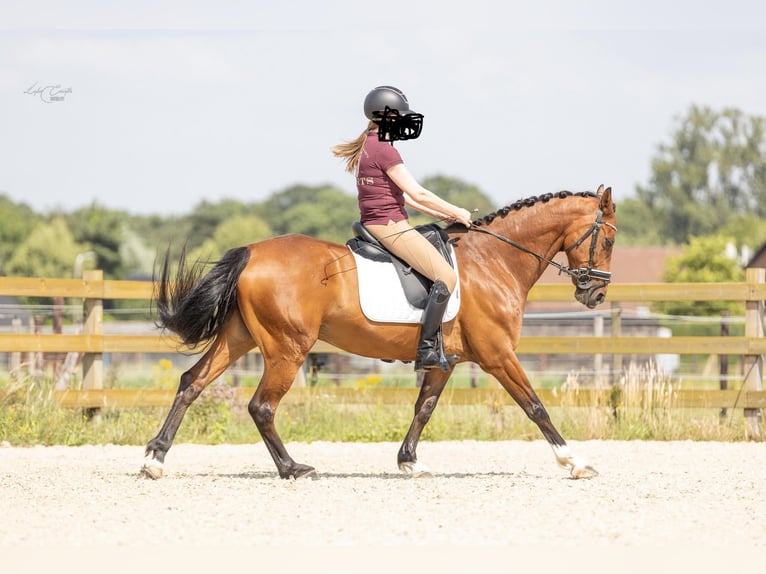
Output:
(468, 209), (616, 290)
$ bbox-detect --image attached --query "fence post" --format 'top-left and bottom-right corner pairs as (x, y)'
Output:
(10, 317), (21, 376)
(611, 303), (622, 383)
(82, 269), (104, 422)
(593, 313), (604, 385)
(743, 267), (764, 440)
(719, 310), (729, 420)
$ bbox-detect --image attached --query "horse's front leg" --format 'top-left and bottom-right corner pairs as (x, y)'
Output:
(482, 352), (598, 479)
(397, 367), (453, 476)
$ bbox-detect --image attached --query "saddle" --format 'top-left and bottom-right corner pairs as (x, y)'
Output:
(346, 221), (456, 309)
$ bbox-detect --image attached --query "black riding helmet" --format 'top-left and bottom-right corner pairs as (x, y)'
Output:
(363, 85), (424, 142)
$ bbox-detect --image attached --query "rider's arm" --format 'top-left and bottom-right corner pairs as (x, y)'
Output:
(387, 163), (473, 227)
(402, 194), (447, 220)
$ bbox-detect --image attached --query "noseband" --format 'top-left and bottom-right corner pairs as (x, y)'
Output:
(563, 209), (616, 290)
(469, 209), (615, 290)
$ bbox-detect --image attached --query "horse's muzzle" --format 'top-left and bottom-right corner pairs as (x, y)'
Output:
(572, 267), (611, 309)
(575, 281), (609, 309)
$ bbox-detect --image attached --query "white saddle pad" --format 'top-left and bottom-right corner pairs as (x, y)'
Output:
(350, 245), (461, 324)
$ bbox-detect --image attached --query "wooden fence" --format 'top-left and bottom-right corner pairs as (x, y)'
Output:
(1, 268), (764, 437)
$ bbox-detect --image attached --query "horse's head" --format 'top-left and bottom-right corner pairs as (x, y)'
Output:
(562, 185), (617, 309)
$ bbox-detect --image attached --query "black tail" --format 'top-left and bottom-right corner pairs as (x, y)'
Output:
(154, 244), (251, 348)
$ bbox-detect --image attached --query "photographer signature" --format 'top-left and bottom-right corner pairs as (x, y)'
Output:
(24, 82), (72, 104)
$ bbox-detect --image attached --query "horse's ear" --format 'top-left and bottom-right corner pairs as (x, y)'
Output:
(599, 186), (614, 215)
(596, 184), (605, 195)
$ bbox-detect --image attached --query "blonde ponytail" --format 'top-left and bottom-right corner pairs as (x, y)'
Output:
(332, 121), (376, 174)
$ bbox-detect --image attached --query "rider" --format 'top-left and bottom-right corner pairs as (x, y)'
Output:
(332, 85), (473, 371)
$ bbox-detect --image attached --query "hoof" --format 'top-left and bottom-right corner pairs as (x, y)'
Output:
(398, 460), (432, 478)
(283, 464), (317, 480)
(570, 465), (599, 479)
(552, 445), (598, 480)
(140, 458), (164, 480)
(295, 468), (318, 480)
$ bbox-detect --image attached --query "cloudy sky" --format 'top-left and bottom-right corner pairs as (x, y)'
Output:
(2, 0), (766, 216)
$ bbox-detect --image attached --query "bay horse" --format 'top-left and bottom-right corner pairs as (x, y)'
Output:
(141, 186), (616, 480)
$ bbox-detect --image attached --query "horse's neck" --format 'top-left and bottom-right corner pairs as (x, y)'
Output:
(472, 203), (572, 290)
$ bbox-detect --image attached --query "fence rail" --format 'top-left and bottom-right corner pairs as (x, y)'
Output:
(1, 269), (764, 436)
(3, 332), (766, 356)
(2, 276), (766, 301)
(38, 387), (766, 410)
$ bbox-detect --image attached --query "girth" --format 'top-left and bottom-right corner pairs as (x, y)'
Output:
(346, 221), (456, 309)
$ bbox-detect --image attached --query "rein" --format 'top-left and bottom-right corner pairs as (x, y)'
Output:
(468, 209), (616, 289)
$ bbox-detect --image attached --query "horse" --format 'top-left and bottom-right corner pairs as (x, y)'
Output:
(141, 185), (617, 480)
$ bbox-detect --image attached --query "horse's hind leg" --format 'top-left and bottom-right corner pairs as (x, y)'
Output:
(397, 368), (453, 476)
(141, 312), (254, 479)
(247, 352), (316, 480)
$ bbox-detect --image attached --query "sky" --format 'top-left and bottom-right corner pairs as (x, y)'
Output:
(2, 0), (766, 217)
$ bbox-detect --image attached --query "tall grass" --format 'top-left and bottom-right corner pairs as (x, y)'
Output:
(0, 362), (752, 446)
(554, 361), (747, 441)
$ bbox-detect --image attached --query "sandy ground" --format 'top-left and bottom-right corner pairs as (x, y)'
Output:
(0, 440), (764, 571)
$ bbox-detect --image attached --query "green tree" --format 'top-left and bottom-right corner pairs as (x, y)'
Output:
(0, 194), (42, 275)
(5, 218), (88, 278)
(623, 105), (766, 245)
(130, 213), (186, 246)
(258, 184), (358, 242)
(411, 175), (496, 225)
(189, 215), (273, 262)
(65, 204), (127, 278)
(182, 199), (256, 250)
(256, 184), (321, 224)
(657, 235), (745, 318)
(120, 228), (157, 279)
(718, 213), (766, 257)
(612, 198), (665, 246)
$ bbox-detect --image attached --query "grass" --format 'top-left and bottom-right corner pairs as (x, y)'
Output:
(0, 361), (754, 447)
(553, 362), (749, 441)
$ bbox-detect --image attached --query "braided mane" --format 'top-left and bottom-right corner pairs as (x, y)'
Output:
(473, 190), (598, 227)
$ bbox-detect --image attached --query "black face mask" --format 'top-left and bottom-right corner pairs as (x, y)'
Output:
(372, 106), (424, 141)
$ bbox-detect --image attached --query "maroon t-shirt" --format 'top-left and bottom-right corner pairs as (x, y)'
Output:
(356, 130), (408, 225)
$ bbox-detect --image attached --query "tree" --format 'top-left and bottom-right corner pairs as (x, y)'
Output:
(0, 194), (42, 275)
(421, 175), (496, 214)
(5, 218), (88, 278)
(411, 175), (496, 225)
(621, 105), (766, 245)
(65, 204), (127, 278)
(182, 199), (256, 250)
(189, 215), (273, 262)
(258, 184), (358, 242)
(718, 213), (766, 257)
(657, 235), (744, 318)
(126, 213), (195, 266)
(611, 198), (665, 246)
(120, 228), (158, 279)
(256, 184), (322, 224)
(281, 189), (358, 243)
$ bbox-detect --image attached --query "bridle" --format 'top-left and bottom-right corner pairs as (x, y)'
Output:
(563, 209), (616, 289)
(469, 208), (616, 290)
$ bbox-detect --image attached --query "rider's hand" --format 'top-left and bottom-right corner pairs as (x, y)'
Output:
(452, 208), (474, 228)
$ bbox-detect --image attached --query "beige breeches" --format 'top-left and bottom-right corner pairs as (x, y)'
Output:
(364, 219), (457, 293)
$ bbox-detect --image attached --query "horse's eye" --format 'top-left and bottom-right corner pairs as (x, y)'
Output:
(603, 237), (614, 250)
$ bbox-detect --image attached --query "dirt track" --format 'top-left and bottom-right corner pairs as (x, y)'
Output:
(1, 440), (764, 550)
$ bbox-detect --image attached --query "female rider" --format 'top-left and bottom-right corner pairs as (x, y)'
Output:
(332, 85), (473, 371)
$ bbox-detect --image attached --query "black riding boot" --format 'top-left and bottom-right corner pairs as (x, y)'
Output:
(414, 280), (457, 372)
